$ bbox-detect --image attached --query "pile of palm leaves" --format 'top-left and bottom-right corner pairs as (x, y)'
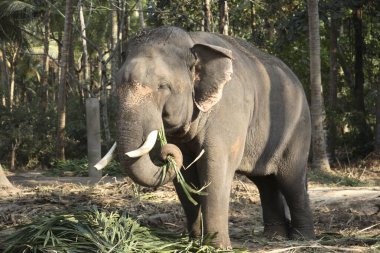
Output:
(2, 208), (230, 253)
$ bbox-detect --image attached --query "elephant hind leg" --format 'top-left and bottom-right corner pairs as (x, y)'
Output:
(276, 172), (316, 240)
(249, 174), (291, 239)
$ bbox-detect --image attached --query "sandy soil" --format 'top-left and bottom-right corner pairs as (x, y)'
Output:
(0, 172), (379, 252)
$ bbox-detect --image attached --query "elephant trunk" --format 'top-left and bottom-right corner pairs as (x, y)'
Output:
(117, 113), (182, 187)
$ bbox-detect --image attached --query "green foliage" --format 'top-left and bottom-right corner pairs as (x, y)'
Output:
(2, 208), (235, 253)
(146, 0), (204, 30)
(158, 127), (208, 205)
(0, 0), (37, 42)
(65, 97), (87, 160)
(48, 159), (88, 176)
(48, 159), (124, 177)
(1, 0), (380, 172)
(0, 96), (88, 169)
(0, 105), (56, 169)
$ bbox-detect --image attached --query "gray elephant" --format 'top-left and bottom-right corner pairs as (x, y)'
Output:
(98, 26), (315, 249)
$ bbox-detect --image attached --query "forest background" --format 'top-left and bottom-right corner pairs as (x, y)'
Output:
(0, 0), (379, 175)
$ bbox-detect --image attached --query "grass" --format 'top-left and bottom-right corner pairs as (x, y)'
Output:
(308, 169), (367, 187)
(2, 208), (235, 253)
(158, 127), (209, 205)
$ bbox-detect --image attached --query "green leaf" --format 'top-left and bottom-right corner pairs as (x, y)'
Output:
(158, 124), (208, 205)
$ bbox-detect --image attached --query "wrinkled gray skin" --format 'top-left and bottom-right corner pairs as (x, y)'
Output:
(116, 26), (315, 249)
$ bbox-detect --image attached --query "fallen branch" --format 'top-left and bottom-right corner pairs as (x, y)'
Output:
(356, 223), (380, 234)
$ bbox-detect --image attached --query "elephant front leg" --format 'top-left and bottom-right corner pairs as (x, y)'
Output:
(197, 157), (234, 249)
(173, 166), (202, 239)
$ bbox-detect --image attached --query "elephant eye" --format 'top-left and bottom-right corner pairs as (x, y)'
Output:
(158, 82), (170, 90)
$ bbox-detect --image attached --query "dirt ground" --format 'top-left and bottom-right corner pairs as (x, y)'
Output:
(0, 170), (379, 252)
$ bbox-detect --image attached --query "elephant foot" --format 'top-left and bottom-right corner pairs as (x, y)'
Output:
(188, 232), (231, 250)
(197, 232), (231, 250)
(188, 230), (201, 241)
(212, 235), (232, 250)
(263, 222), (290, 239)
(289, 226), (316, 240)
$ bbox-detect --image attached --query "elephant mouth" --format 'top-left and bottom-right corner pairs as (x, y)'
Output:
(165, 126), (188, 139)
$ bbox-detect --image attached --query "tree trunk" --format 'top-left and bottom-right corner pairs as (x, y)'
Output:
(0, 44), (8, 107)
(68, 18), (77, 98)
(250, 1), (256, 41)
(118, 1), (129, 63)
(110, 0), (119, 94)
(219, 0), (229, 35)
(307, 0), (331, 172)
(352, 6), (365, 113)
(337, 44), (354, 88)
(56, 0), (75, 160)
(57, 31), (62, 85)
(8, 45), (19, 112)
(100, 60), (111, 144)
(79, 0), (89, 98)
(351, 5), (371, 153)
(0, 164), (14, 190)
(375, 74), (380, 153)
(90, 57), (95, 91)
(40, 7), (51, 112)
(204, 0), (212, 32)
(137, 0), (145, 28)
(327, 15), (338, 164)
(10, 138), (20, 171)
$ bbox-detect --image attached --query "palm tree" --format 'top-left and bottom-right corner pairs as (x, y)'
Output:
(307, 0), (331, 172)
(56, 0), (76, 160)
(0, 0), (35, 42)
(0, 0), (36, 189)
(0, 0), (36, 111)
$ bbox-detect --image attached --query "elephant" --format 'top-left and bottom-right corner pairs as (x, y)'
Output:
(98, 26), (315, 249)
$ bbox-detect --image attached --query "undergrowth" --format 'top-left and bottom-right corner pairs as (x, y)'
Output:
(47, 159), (124, 177)
(2, 207), (239, 253)
(308, 169), (366, 186)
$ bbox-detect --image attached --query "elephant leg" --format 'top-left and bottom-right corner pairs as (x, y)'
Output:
(277, 171), (315, 240)
(250, 175), (290, 238)
(197, 157), (234, 249)
(173, 166), (202, 239)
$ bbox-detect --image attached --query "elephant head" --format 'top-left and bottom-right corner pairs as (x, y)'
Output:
(115, 27), (233, 187)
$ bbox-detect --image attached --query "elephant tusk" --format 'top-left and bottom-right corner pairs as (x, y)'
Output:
(126, 130), (158, 158)
(94, 142), (117, 170)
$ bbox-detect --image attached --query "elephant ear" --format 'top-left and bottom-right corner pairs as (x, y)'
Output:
(191, 43), (233, 112)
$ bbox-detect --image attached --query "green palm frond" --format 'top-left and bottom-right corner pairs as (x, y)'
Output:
(0, 0), (37, 42)
(158, 126), (209, 206)
(0, 0), (35, 18)
(2, 208), (234, 253)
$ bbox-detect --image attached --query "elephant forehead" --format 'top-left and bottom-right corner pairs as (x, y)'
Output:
(124, 81), (153, 107)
